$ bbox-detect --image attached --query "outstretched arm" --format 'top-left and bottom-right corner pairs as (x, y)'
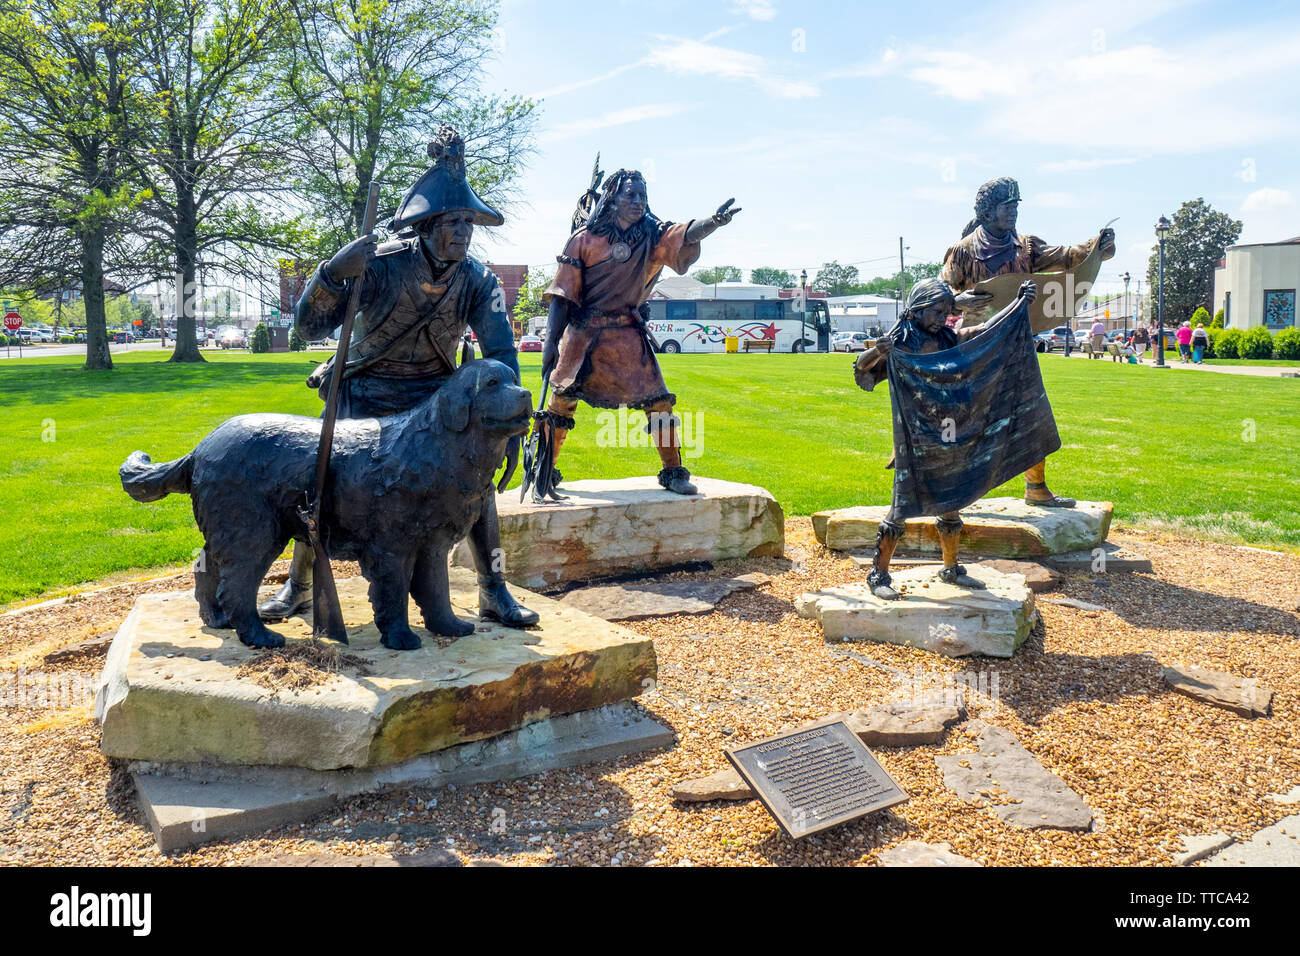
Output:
(684, 198), (742, 244)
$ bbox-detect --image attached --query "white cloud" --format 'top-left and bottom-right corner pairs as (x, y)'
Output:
(1242, 188), (1294, 212)
(729, 0), (777, 21)
(541, 103), (691, 143)
(532, 61), (647, 100)
(646, 35), (819, 99)
(1039, 157), (1139, 173)
(906, 51), (1025, 101)
(879, 2), (1300, 153)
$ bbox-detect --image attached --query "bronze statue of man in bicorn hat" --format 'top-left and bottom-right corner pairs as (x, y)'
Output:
(525, 168), (740, 501)
(258, 126), (538, 630)
(940, 176), (1116, 508)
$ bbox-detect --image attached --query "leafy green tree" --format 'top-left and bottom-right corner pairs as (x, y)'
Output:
(812, 261), (859, 297)
(1191, 306), (1211, 328)
(1212, 308), (1225, 329)
(130, 0), (303, 364)
(0, 0), (150, 370)
(1145, 199), (1242, 326)
(906, 261), (942, 284)
(856, 275), (902, 297)
(279, 0), (536, 254)
(288, 325), (305, 350)
(693, 265), (742, 285)
(750, 267), (795, 288)
(512, 267), (552, 324)
(250, 320), (269, 352)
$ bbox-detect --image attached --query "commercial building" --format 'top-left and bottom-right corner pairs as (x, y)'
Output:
(1213, 237), (1300, 330)
(825, 294), (900, 333)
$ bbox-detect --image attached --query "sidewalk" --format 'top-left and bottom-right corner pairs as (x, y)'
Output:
(1062, 351), (1299, 378)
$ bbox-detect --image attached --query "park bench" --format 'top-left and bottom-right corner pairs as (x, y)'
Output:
(1106, 342), (1123, 362)
(743, 338), (774, 352)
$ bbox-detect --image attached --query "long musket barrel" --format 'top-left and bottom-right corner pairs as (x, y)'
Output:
(306, 181), (381, 643)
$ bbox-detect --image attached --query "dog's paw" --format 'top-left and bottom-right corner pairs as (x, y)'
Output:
(424, 614), (475, 638)
(240, 623), (285, 649)
(381, 627), (424, 651)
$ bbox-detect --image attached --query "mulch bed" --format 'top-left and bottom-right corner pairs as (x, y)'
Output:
(0, 525), (1296, 867)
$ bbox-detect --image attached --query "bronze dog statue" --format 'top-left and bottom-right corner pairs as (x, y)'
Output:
(120, 360), (532, 650)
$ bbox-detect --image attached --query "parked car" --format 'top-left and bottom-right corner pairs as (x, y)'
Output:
(216, 326), (247, 349)
(518, 334), (543, 352)
(832, 331), (872, 352)
(1036, 326), (1083, 352)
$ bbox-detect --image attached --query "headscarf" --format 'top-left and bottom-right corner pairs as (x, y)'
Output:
(888, 278), (959, 352)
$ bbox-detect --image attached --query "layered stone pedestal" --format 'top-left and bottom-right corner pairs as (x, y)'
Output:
(95, 568), (671, 851)
(811, 497), (1112, 558)
(453, 476), (784, 589)
(796, 564), (1036, 658)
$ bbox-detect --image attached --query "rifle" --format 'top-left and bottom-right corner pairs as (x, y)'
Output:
(301, 181), (381, 643)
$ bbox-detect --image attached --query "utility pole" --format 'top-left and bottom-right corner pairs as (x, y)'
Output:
(898, 237), (906, 303)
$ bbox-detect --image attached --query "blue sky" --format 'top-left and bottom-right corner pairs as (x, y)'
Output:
(475, 0), (1300, 297)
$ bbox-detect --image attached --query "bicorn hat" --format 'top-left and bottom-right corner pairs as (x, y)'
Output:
(390, 126), (504, 230)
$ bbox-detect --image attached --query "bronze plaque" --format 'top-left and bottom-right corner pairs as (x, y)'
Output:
(726, 719), (908, 839)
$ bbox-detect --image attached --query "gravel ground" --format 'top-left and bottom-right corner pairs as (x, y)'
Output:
(1, 524), (1297, 867)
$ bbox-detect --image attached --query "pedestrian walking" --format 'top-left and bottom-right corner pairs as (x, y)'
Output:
(1191, 322), (1210, 364)
(1176, 321), (1193, 363)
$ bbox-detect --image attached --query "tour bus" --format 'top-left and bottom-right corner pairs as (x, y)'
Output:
(643, 296), (832, 353)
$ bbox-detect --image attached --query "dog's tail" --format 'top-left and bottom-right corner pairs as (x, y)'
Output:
(120, 450), (194, 502)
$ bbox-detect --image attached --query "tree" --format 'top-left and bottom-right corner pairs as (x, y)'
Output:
(511, 266), (551, 325)
(692, 265), (742, 285)
(750, 267), (795, 288)
(279, 0), (536, 256)
(0, 0), (149, 370)
(812, 261), (859, 297)
(1145, 199), (1242, 327)
(1212, 308), (1225, 329)
(250, 320), (269, 352)
(288, 324), (305, 350)
(130, 0), (302, 364)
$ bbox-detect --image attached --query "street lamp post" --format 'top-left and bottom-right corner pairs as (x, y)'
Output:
(1122, 271), (1130, 329)
(1155, 216), (1170, 367)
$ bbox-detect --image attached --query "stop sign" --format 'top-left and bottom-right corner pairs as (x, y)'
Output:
(3, 311), (21, 331)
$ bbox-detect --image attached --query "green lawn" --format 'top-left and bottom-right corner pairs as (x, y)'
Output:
(1, 348), (1298, 605)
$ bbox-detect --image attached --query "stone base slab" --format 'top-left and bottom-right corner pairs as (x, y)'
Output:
(453, 476), (784, 590)
(812, 497), (1113, 558)
(132, 703), (673, 853)
(96, 568), (657, 770)
(796, 565), (1036, 658)
(1045, 541), (1153, 573)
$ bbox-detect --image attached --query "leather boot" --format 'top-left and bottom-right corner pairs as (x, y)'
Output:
(868, 516), (904, 600)
(1024, 460), (1075, 508)
(650, 407), (697, 495)
(469, 496), (539, 627)
(936, 513), (984, 589)
(258, 539), (315, 620)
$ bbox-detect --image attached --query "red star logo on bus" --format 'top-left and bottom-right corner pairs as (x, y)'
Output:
(762, 323), (777, 339)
